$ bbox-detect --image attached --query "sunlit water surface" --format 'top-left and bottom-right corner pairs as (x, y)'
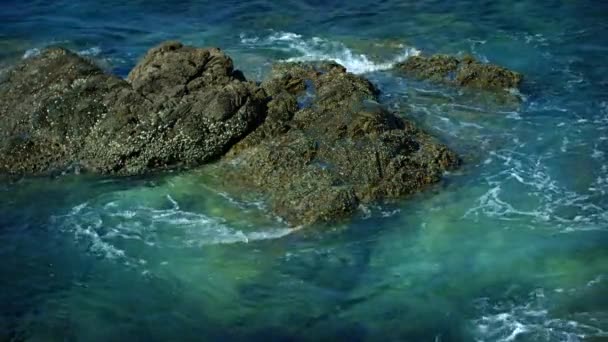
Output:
(1, 0), (607, 341)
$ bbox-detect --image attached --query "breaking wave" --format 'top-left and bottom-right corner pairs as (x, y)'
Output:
(239, 31), (420, 74)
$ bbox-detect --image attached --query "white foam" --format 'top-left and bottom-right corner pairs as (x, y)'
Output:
(69, 218), (127, 261)
(464, 147), (607, 232)
(357, 204), (401, 220)
(240, 31), (420, 74)
(166, 194), (179, 210)
(78, 46), (102, 57)
(471, 288), (607, 342)
(22, 46), (101, 59)
(22, 48), (40, 59)
(54, 193), (297, 265)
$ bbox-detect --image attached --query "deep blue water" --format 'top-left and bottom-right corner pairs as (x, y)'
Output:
(1, 1), (607, 341)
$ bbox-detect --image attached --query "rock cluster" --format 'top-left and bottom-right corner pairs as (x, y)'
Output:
(0, 42), (469, 224)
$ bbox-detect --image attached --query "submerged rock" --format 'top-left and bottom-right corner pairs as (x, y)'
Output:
(0, 42), (266, 175)
(394, 54), (522, 92)
(220, 62), (459, 225)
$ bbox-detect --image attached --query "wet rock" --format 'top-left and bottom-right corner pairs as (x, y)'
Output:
(395, 54), (522, 91)
(0, 42), (460, 226)
(80, 42), (267, 174)
(127, 41), (243, 100)
(0, 47), (126, 174)
(0, 42), (267, 175)
(220, 62), (459, 225)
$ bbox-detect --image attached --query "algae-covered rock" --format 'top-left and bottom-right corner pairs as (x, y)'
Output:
(220, 62), (460, 225)
(0, 42), (267, 175)
(395, 54), (522, 92)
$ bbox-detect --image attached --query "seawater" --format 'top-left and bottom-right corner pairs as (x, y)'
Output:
(1, 0), (607, 341)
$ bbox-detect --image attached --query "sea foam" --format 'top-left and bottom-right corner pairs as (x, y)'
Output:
(22, 46), (102, 59)
(471, 287), (607, 341)
(239, 31), (420, 74)
(53, 192), (297, 266)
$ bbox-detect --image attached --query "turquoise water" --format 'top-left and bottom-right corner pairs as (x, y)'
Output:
(1, 1), (607, 341)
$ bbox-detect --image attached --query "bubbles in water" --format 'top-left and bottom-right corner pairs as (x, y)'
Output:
(464, 149), (607, 232)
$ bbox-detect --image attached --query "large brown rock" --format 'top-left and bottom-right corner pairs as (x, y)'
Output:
(219, 62), (459, 225)
(0, 47), (127, 174)
(80, 42), (267, 174)
(0, 42), (267, 175)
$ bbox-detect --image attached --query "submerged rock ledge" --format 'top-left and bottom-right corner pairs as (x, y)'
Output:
(0, 41), (462, 225)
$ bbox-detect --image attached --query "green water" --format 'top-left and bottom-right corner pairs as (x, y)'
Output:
(1, 159), (606, 340)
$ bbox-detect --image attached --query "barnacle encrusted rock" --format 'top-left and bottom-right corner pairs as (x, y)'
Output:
(0, 42), (266, 175)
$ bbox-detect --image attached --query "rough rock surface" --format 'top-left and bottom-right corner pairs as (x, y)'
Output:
(220, 62), (460, 225)
(0, 42), (461, 226)
(395, 54), (522, 91)
(81, 42), (267, 174)
(0, 42), (266, 175)
(0, 48), (127, 174)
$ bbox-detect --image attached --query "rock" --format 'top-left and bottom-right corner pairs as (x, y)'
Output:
(395, 54), (522, 91)
(0, 47), (127, 174)
(127, 41), (243, 99)
(0, 42), (267, 175)
(0, 42), (460, 226)
(80, 42), (267, 174)
(220, 62), (459, 225)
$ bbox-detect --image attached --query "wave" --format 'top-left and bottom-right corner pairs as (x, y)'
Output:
(239, 31), (420, 74)
(22, 48), (41, 59)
